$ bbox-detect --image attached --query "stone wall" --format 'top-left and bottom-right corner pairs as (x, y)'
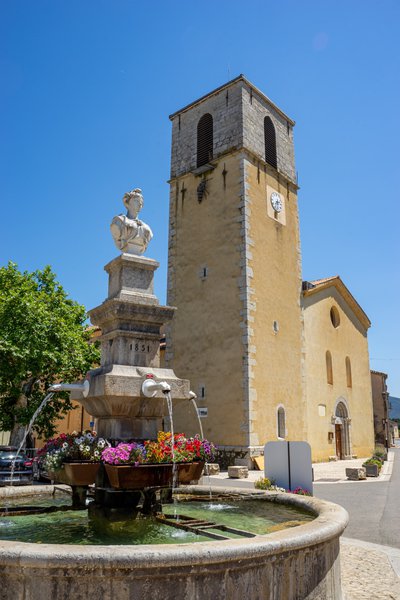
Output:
(170, 82), (243, 179)
(169, 76), (296, 184)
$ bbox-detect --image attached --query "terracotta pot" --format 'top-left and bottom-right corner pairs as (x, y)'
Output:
(49, 462), (100, 486)
(105, 464), (174, 490)
(177, 462), (204, 484)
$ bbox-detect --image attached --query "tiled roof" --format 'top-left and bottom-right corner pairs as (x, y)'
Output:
(309, 276), (338, 285)
(302, 275), (371, 329)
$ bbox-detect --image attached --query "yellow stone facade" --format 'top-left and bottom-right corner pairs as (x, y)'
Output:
(166, 76), (375, 464)
(302, 278), (375, 461)
(166, 76), (306, 462)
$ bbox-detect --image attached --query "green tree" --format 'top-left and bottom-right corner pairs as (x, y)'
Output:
(0, 262), (100, 445)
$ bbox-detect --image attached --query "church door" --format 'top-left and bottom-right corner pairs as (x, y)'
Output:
(335, 425), (343, 459)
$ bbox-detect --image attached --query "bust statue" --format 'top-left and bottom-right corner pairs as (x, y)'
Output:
(110, 188), (153, 255)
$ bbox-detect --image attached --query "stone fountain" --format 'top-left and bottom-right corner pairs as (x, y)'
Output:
(0, 188), (349, 599)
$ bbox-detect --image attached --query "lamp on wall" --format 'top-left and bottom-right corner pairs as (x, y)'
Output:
(328, 432), (334, 442)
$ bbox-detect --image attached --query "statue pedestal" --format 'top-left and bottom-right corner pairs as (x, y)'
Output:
(73, 253), (191, 440)
(105, 253), (159, 305)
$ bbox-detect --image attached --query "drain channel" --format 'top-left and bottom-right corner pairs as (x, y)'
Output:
(157, 514), (256, 541)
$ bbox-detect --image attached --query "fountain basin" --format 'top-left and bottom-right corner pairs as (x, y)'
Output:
(0, 485), (348, 600)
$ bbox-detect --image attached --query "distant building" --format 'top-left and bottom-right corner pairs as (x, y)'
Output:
(370, 370), (390, 448)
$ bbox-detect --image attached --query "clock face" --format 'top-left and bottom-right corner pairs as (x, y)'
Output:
(270, 191), (283, 213)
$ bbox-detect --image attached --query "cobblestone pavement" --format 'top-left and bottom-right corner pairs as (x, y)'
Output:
(341, 538), (400, 599)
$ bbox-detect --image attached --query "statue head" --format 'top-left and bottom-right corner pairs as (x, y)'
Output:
(123, 188), (144, 218)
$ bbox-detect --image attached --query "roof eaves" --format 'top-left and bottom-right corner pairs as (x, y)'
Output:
(169, 74), (295, 125)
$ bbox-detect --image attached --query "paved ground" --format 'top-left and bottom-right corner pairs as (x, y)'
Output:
(202, 448), (400, 598)
(341, 538), (400, 599)
(2, 452), (399, 598)
(314, 449), (400, 548)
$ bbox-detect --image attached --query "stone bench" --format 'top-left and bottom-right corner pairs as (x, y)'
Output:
(228, 466), (249, 479)
(345, 467), (366, 481)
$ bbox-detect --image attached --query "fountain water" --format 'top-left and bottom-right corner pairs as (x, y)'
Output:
(0, 188), (348, 599)
(9, 392), (55, 486)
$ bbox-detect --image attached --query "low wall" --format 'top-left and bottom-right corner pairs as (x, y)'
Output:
(0, 486), (348, 600)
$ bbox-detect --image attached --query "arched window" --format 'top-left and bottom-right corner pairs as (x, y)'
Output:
(264, 116), (277, 169)
(330, 306), (340, 328)
(346, 356), (352, 387)
(326, 351), (333, 384)
(197, 113), (213, 167)
(277, 406), (286, 439)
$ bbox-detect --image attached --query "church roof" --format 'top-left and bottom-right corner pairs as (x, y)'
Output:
(302, 275), (371, 330)
(169, 74), (295, 125)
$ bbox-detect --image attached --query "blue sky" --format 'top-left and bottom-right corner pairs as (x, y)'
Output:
(1, 0), (399, 395)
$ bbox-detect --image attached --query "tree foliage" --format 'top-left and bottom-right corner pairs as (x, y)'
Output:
(0, 262), (100, 442)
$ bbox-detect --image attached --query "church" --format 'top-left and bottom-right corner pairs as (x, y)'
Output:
(165, 75), (375, 465)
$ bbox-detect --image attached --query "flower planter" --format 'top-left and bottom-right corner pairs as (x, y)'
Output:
(177, 462), (204, 484)
(105, 464), (174, 490)
(363, 463), (380, 477)
(104, 462), (205, 489)
(49, 462), (101, 486)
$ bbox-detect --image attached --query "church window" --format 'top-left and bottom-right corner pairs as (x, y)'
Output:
(197, 113), (213, 167)
(199, 265), (208, 279)
(346, 357), (352, 387)
(326, 351), (333, 384)
(264, 116), (277, 169)
(277, 406), (286, 439)
(330, 306), (340, 328)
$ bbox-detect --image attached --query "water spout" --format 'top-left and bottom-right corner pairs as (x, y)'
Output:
(141, 379), (171, 398)
(48, 380), (90, 398)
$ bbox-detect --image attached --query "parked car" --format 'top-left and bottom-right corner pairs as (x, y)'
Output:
(32, 456), (51, 482)
(0, 446), (34, 486)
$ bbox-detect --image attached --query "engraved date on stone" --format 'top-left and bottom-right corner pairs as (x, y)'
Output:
(130, 341), (153, 353)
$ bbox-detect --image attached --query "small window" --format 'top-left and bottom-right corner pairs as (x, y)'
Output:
(199, 265), (208, 280)
(197, 113), (213, 167)
(346, 356), (352, 388)
(264, 116), (277, 169)
(326, 351), (333, 384)
(330, 306), (340, 328)
(277, 406), (286, 439)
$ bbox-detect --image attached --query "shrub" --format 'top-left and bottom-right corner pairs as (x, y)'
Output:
(373, 448), (386, 460)
(363, 458), (382, 470)
(255, 477), (273, 490)
(291, 487), (312, 496)
(254, 477), (286, 492)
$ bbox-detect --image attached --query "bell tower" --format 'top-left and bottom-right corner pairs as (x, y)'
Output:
(166, 75), (306, 465)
